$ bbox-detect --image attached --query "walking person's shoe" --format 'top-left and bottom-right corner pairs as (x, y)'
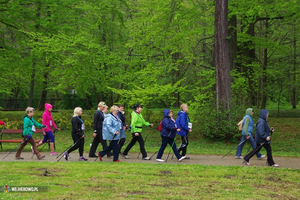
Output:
(257, 155), (266, 160)
(156, 159), (165, 162)
(235, 156), (244, 159)
(31, 146), (36, 154)
(185, 156), (190, 159)
(178, 156), (186, 162)
(37, 155), (45, 160)
(50, 152), (58, 156)
(122, 154), (130, 159)
(142, 157), (151, 160)
(89, 155), (97, 158)
(15, 156), (24, 160)
(79, 156), (88, 161)
(244, 160), (250, 165)
(114, 160), (121, 162)
(63, 151), (69, 161)
(98, 152), (102, 161)
(271, 163), (279, 167)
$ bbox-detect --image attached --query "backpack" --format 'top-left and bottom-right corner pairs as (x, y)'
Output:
(157, 121), (163, 132)
(237, 117), (245, 131)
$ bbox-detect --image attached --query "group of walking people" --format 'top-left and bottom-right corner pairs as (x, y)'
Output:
(2, 102), (278, 167)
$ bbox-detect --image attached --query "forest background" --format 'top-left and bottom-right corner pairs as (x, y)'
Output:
(0, 0), (299, 140)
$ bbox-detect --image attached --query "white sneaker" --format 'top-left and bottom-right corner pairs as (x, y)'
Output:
(122, 155), (130, 159)
(271, 163), (279, 167)
(142, 157), (151, 160)
(178, 156), (186, 162)
(244, 161), (250, 166)
(156, 159), (164, 162)
(257, 155), (266, 160)
(235, 156), (243, 159)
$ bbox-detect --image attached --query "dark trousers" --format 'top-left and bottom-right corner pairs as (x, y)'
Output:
(122, 133), (147, 158)
(157, 136), (181, 160)
(118, 138), (126, 153)
(244, 143), (275, 166)
(89, 132), (108, 156)
(16, 136), (41, 158)
(99, 140), (119, 161)
(68, 134), (84, 157)
(178, 135), (189, 156)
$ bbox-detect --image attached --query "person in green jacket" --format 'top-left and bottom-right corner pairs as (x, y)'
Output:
(122, 104), (153, 160)
(15, 107), (46, 160)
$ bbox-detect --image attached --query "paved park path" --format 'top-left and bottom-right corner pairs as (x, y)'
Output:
(1, 152), (299, 169)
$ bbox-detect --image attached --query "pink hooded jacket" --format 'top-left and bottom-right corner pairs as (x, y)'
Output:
(42, 110), (57, 132)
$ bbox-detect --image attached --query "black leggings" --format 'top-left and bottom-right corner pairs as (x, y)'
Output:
(68, 134), (84, 157)
(89, 132), (108, 156)
(122, 133), (147, 158)
(244, 142), (275, 166)
(178, 135), (189, 156)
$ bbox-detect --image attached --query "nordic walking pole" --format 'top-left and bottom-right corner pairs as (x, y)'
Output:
(221, 138), (247, 159)
(137, 127), (151, 158)
(242, 142), (265, 164)
(3, 138), (29, 159)
(57, 137), (83, 162)
(166, 138), (176, 163)
(150, 151), (158, 159)
(70, 136), (94, 157)
(94, 134), (117, 162)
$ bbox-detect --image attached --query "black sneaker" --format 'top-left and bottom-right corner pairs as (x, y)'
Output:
(89, 155), (97, 158)
(37, 155), (45, 160)
(185, 156), (190, 159)
(15, 156), (24, 160)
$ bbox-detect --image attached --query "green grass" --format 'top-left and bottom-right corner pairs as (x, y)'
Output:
(0, 162), (299, 199)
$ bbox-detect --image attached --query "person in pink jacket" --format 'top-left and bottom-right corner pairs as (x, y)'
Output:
(35, 103), (60, 155)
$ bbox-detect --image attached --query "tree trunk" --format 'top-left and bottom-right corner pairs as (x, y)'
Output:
(260, 20), (268, 110)
(214, 0), (232, 110)
(38, 72), (48, 110)
(228, 14), (237, 71)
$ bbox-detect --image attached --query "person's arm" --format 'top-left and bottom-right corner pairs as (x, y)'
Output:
(162, 118), (176, 131)
(140, 114), (150, 127)
(0, 120), (5, 125)
(179, 115), (189, 131)
(51, 115), (58, 130)
(257, 121), (269, 140)
(131, 112), (139, 132)
(93, 112), (98, 133)
(72, 117), (82, 136)
(243, 117), (250, 135)
(33, 118), (44, 128)
(105, 117), (118, 136)
(42, 113), (47, 132)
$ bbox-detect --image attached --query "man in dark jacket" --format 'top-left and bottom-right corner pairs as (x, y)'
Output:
(243, 109), (278, 167)
(156, 109), (186, 162)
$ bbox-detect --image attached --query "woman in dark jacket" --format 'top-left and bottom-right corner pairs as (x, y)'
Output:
(156, 109), (186, 162)
(64, 107), (87, 161)
(243, 109), (278, 167)
(89, 102), (111, 158)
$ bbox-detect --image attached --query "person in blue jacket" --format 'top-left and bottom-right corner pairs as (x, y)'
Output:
(98, 105), (122, 162)
(235, 108), (265, 159)
(156, 109), (186, 162)
(176, 104), (192, 159)
(243, 109), (278, 167)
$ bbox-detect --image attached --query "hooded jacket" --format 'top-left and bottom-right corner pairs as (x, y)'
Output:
(102, 113), (122, 141)
(255, 109), (271, 144)
(160, 109), (177, 139)
(130, 111), (150, 133)
(22, 115), (44, 136)
(42, 110), (58, 132)
(117, 110), (126, 139)
(242, 108), (254, 136)
(175, 110), (189, 137)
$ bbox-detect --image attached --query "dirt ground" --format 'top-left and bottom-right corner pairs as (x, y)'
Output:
(1, 152), (299, 169)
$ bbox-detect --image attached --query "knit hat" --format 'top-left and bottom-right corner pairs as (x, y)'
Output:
(45, 103), (53, 110)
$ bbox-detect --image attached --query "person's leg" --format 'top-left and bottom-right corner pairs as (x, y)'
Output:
(263, 143), (275, 166)
(248, 136), (262, 158)
(46, 131), (55, 153)
(36, 134), (49, 148)
(181, 136), (188, 156)
(89, 135), (100, 156)
(177, 136), (185, 154)
(78, 137), (84, 157)
(156, 136), (168, 159)
(244, 143), (263, 162)
(15, 136), (29, 157)
(122, 134), (138, 155)
(28, 137), (42, 158)
(99, 143), (113, 157)
(118, 138), (126, 153)
(67, 134), (81, 154)
(111, 140), (119, 161)
(235, 135), (246, 156)
(169, 139), (182, 159)
(137, 133), (147, 158)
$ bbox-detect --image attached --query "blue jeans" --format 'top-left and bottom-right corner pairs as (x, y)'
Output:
(157, 136), (182, 160)
(99, 140), (119, 161)
(235, 135), (262, 158)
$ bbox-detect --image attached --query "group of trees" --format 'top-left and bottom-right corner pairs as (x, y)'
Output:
(0, 0), (299, 113)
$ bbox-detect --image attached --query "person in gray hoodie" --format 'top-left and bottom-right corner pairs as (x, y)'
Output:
(243, 109), (278, 167)
(235, 108), (265, 159)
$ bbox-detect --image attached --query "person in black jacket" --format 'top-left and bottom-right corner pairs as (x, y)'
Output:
(117, 104), (128, 153)
(243, 109), (278, 167)
(64, 107), (87, 161)
(89, 102), (112, 158)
